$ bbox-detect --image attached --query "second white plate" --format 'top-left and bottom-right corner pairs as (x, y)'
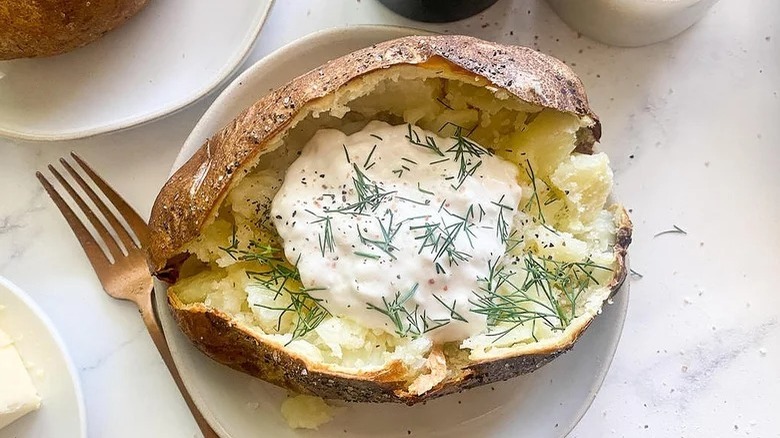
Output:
(0, 0), (273, 141)
(158, 25), (630, 438)
(0, 277), (86, 438)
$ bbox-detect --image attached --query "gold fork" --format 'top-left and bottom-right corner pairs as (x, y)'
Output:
(36, 153), (218, 438)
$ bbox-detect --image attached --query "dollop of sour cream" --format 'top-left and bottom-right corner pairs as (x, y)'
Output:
(271, 121), (522, 343)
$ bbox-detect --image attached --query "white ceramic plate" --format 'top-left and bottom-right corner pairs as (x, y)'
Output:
(157, 25), (629, 438)
(0, 0), (273, 141)
(0, 277), (86, 438)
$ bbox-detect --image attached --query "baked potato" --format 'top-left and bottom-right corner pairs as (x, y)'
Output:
(149, 35), (632, 405)
(0, 0), (149, 60)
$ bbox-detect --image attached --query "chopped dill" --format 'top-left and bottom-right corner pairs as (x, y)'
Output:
(653, 225), (687, 238)
(523, 159), (547, 223)
(366, 284), (454, 337)
(364, 144), (378, 169)
(405, 124), (445, 156)
(343, 144), (351, 164)
(470, 254), (611, 343)
(491, 195), (514, 244)
(305, 209), (335, 256)
(417, 182), (434, 196)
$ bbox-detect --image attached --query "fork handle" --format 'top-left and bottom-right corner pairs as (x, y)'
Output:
(137, 288), (220, 438)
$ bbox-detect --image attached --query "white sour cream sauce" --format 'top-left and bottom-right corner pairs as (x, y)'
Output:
(271, 121), (522, 343)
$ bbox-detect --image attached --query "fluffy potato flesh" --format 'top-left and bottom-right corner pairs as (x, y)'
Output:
(170, 67), (620, 388)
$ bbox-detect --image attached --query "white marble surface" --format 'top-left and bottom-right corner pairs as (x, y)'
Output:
(0, 0), (777, 436)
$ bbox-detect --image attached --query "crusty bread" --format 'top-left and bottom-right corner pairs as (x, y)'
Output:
(149, 35), (632, 405)
(0, 0), (149, 60)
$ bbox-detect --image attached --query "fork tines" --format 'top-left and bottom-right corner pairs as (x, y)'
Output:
(36, 153), (149, 266)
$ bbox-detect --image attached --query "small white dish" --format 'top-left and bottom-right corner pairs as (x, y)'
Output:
(0, 0), (273, 141)
(545, 0), (720, 47)
(0, 277), (86, 438)
(158, 25), (630, 437)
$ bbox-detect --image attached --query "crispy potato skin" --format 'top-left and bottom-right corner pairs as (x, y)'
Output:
(148, 35), (601, 272)
(0, 0), (149, 59)
(151, 35), (633, 404)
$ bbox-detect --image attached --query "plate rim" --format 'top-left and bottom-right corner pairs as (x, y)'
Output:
(563, 272), (630, 435)
(160, 24), (630, 437)
(171, 24), (435, 173)
(0, 276), (87, 438)
(0, 0), (275, 142)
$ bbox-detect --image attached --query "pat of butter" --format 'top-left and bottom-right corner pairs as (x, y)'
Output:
(0, 328), (41, 430)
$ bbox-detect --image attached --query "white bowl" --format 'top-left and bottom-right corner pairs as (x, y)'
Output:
(545, 0), (720, 47)
(157, 25), (630, 437)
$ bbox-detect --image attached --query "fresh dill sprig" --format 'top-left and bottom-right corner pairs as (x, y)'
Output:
(364, 144), (378, 169)
(343, 144), (351, 164)
(438, 121), (478, 137)
(442, 205), (477, 248)
(239, 242), (284, 264)
(366, 284), (454, 337)
(225, 232), (329, 344)
(653, 225), (687, 238)
(218, 224), (283, 264)
(331, 163), (396, 214)
(244, 252), (330, 344)
(523, 159), (548, 223)
(412, 206), (476, 271)
(540, 222), (560, 236)
(432, 294), (468, 323)
(491, 195), (514, 244)
(366, 283), (420, 337)
(470, 254), (611, 343)
(412, 222), (442, 255)
(305, 209), (335, 256)
(417, 310), (451, 335)
(469, 257), (564, 343)
(255, 287), (330, 344)
(451, 161), (482, 190)
(354, 251), (381, 259)
(504, 230), (524, 253)
(218, 224), (242, 259)
(543, 190), (560, 206)
(395, 195), (430, 206)
(405, 124), (445, 156)
(357, 211), (403, 260)
(246, 261), (302, 299)
(417, 182), (434, 196)
(392, 164), (413, 178)
(446, 127), (490, 190)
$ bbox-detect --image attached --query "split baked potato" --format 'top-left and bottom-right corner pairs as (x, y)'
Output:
(149, 35), (632, 405)
(0, 0), (149, 60)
